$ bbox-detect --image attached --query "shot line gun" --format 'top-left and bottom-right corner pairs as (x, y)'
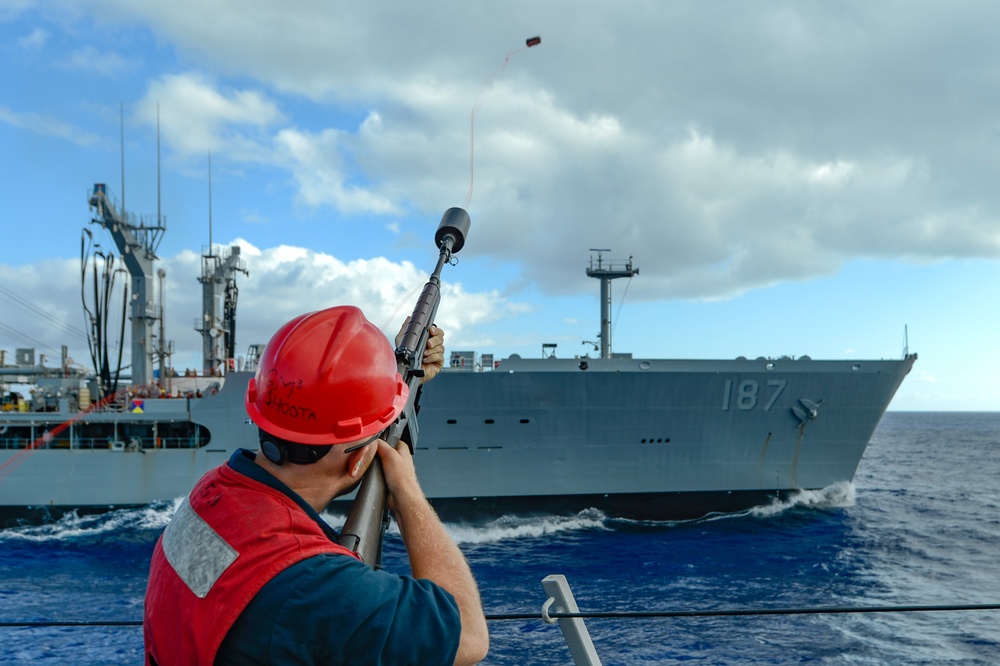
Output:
(337, 207), (471, 567)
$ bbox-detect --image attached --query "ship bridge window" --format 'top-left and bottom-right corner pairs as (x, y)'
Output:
(520, 419), (530, 424)
(484, 419), (494, 425)
(447, 419), (458, 424)
(640, 438), (671, 444)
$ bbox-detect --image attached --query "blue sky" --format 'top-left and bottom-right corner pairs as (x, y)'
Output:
(1, 1), (998, 410)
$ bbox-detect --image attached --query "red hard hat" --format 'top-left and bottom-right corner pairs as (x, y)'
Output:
(245, 306), (408, 445)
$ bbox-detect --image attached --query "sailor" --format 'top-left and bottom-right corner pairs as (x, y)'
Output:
(143, 305), (489, 666)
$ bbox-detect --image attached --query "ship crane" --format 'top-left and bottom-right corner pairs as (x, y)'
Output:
(196, 245), (248, 376)
(585, 249), (639, 360)
(87, 183), (166, 388)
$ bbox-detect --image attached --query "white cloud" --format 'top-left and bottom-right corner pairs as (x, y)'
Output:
(1, 0), (36, 21)
(0, 105), (101, 146)
(226, 242), (518, 346)
(15, 0), (1000, 302)
(135, 75), (402, 216)
(136, 72), (285, 157)
(273, 127), (400, 214)
(86, 1), (999, 305)
(17, 27), (47, 49)
(239, 209), (269, 225)
(809, 161), (856, 185)
(62, 46), (132, 75)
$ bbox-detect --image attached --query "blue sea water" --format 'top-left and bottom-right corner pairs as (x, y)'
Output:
(1, 411), (998, 665)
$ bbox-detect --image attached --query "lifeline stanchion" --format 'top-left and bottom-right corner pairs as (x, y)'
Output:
(541, 574), (602, 666)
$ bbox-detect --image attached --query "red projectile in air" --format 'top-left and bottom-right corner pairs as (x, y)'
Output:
(526, 36), (541, 47)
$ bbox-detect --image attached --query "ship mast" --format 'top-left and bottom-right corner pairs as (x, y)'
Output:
(196, 154), (248, 375)
(586, 249), (638, 359)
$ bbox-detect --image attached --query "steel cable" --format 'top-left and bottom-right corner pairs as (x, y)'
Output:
(3, 602), (999, 628)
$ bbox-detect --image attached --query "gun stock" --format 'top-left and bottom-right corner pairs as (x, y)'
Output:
(338, 208), (471, 567)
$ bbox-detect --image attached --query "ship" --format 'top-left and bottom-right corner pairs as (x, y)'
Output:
(0, 185), (916, 526)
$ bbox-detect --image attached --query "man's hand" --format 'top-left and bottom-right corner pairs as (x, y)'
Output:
(395, 318), (446, 384)
(376, 439), (424, 517)
(421, 325), (445, 383)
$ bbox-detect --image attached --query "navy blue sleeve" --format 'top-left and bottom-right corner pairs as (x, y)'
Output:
(218, 554), (462, 666)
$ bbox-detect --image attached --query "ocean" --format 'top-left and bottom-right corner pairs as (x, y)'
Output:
(1, 411), (998, 665)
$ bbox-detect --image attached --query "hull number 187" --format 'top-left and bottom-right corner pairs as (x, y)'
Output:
(722, 379), (787, 411)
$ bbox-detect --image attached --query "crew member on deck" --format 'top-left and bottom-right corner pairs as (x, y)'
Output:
(143, 305), (489, 665)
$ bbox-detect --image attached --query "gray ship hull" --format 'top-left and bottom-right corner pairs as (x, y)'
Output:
(0, 353), (916, 524)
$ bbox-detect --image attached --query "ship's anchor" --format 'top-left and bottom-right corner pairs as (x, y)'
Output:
(791, 398), (823, 426)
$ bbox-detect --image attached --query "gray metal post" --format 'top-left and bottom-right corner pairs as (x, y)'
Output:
(541, 574), (602, 666)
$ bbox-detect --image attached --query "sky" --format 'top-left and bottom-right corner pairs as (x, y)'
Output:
(1, 0), (998, 411)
